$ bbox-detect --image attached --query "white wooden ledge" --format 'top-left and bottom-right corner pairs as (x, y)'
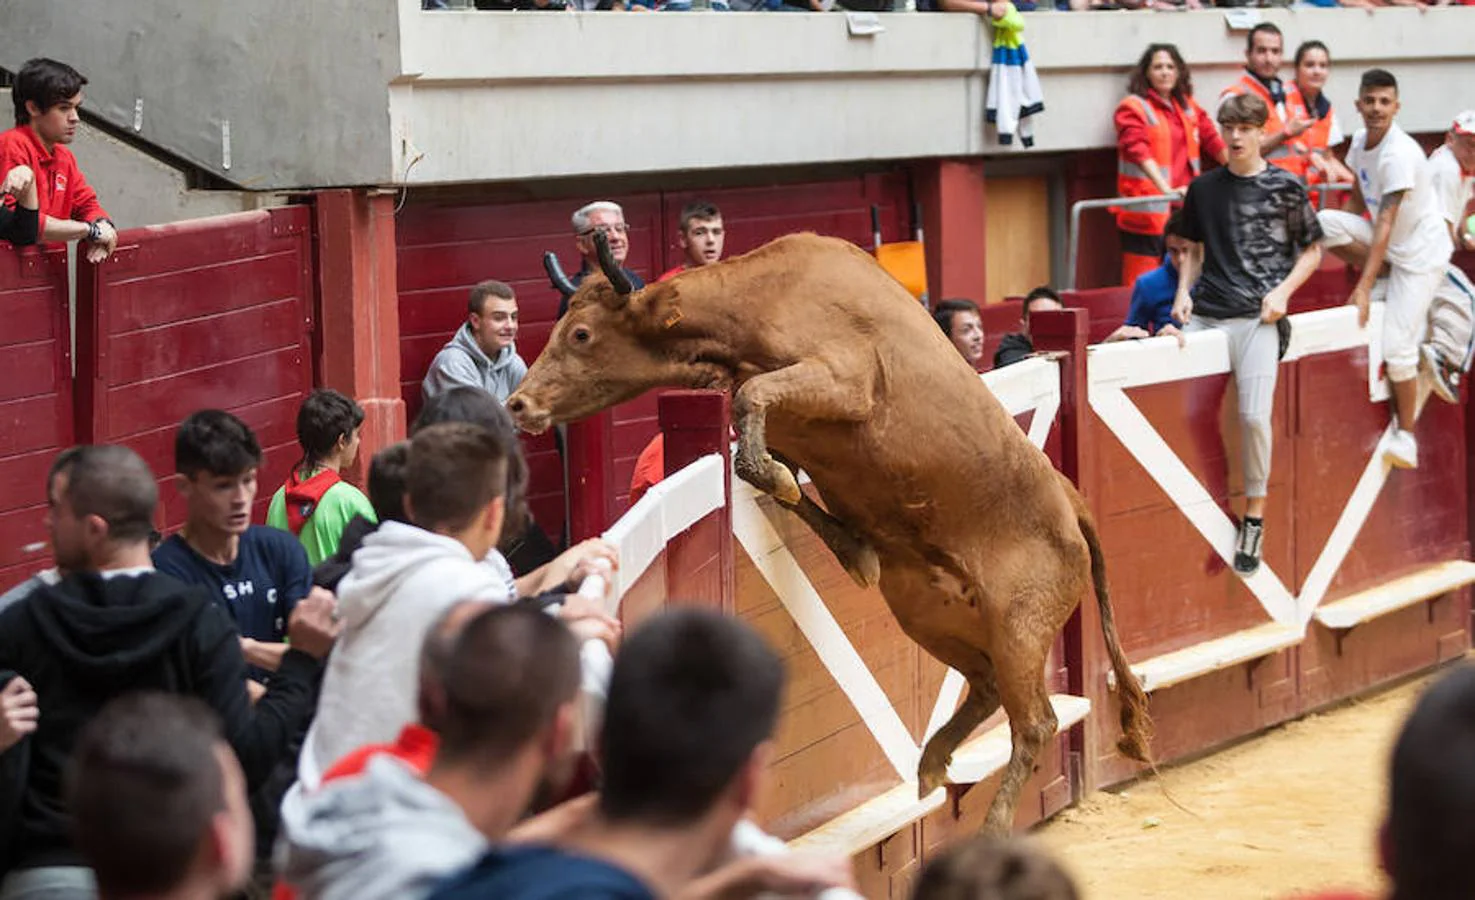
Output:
(1113, 622), (1303, 693)
(1313, 560), (1475, 631)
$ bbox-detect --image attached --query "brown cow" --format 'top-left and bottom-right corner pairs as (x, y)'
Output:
(508, 232), (1151, 834)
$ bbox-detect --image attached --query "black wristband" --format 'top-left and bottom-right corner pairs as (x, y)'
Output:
(86, 220), (100, 242)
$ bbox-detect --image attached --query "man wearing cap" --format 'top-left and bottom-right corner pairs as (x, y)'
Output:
(1418, 111), (1475, 403)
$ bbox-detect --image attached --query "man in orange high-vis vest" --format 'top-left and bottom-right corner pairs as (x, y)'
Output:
(1218, 23), (1313, 180)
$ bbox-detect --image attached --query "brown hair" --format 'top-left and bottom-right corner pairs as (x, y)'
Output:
(1127, 43), (1193, 106)
(1217, 93), (1269, 128)
(911, 836), (1079, 900)
(468, 280), (515, 316)
(405, 422), (508, 532)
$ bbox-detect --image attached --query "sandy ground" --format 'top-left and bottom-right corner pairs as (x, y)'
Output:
(1033, 672), (1442, 900)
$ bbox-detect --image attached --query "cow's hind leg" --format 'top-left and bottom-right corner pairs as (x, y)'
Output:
(770, 452), (880, 589)
(917, 658), (1000, 798)
(733, 362), (874, 506)
(980, 646), (1059, 836)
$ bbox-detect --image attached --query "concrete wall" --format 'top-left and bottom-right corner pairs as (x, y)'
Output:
(3, 2), (1471, 190)
(0, 0), (402, 189)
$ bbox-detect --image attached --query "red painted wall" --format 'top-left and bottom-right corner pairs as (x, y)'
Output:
(75, 208), (317, 532)
(0, 247), (72, 589)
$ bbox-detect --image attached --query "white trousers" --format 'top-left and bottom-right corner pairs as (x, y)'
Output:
(1317, 210), (1444, 382)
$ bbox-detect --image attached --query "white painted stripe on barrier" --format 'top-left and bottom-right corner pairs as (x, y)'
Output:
(1087, 385), (1298, 625)
(600, 453), (726, 612)
(732, 491), (922, 781)
(1294, 437), (1391, 625)
(924, 669), (966, 744)
(1087, 329), (1231, 389)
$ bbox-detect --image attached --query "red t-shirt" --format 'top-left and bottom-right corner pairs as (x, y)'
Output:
(0, 126), (108, 239)
(658, 264), (688, 283)
(629, 434), (666, 504)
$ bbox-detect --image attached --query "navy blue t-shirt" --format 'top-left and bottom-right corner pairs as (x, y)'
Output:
(429, 845), (655, 900)
(152, 525), (311, 646)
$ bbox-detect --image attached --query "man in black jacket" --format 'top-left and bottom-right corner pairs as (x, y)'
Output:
(992, 286), (1064, 370)
(0, 444), (337, 899)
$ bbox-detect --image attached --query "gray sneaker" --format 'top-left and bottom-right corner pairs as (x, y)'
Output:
(1423, 344), (1459, 404)
(1233, 518), (1263, 575)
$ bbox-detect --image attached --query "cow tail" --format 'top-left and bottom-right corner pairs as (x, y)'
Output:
(1075, 498), (1154, 764)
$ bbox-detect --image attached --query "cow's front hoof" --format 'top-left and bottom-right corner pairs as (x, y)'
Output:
(771, 461), (802, 505)
(917, 755), (950, 799)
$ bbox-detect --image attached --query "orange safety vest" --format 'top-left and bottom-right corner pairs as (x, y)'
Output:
(1114, 93), (1203, 236)
(1292, 92), (1339, 186)
(1220, 72), (1310, 179)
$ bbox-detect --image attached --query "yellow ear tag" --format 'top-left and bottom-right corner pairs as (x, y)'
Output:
(663, 309), (684, 329)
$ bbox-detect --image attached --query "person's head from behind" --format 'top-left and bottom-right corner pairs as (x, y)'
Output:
(1217, 94), (1270, 166)
(13, 58), (86, 145)
(1381, 663), (1475, 899)
(1163, 211), (1191, 272)
(47, 445), (158, 573)
(467, 280), (519, 359)
(1129, 44), (1190, 103)
(427, 604), (583, 825)
(68, 693), (252, 900)
(678, 201), (725, 269)
(174, 410), (262, 538)
(1244, 23), (1283, 81)
(412, 386), (529, 542)
(1022, 287), (1063, 333)
(933, 299), (986, 369)
(573, 201), (630, 267)
(367, 440), (411, 525)
(910, 835), (1078, 900)
(296, 388), (365, 475)
(1355, 69), (1400, 137)
(405, 422), (508, 559)
(598, 609), (783, 858)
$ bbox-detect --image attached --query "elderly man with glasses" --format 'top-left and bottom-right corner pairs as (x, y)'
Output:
(557, 201), (647, 317)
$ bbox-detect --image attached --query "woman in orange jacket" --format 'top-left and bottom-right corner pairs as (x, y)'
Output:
(1113, 43), (1228, 287)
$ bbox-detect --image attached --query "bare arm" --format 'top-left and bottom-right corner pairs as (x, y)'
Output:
(1138, 158), (1178, 197)
(1345, 178), (1368, 217)
(240, 637), (290, 673)
(1355, 190), (1404, 294)
(1171, 242), (1202, 325)
(1263, 241), (1324, 321)
(41, 217), (90, 243)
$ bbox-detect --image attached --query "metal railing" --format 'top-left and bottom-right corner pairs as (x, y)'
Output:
(1065, 182), (1353, 291)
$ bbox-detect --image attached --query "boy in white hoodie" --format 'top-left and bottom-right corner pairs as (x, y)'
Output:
(301, 423), (520, 786)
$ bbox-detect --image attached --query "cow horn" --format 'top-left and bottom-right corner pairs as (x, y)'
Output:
(542, 251), (578, 298)
(593, 231), (633, 296)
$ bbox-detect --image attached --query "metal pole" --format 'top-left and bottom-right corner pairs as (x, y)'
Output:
(1065, 193), (1178, 292)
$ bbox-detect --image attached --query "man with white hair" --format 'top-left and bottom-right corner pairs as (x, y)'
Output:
(557, 200), (646, 318)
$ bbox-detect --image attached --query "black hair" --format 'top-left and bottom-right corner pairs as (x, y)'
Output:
(598, 609), (783, 825)
(1246, 22), (1282, 54)
(1360, 68), (1399, 96)
(1022, 286), (1062, 323)
(367, 441), (410, 524)
(933, 298), (982, 337)
(1128, 44), (1193, 106)
(68, 693), (227, 897)
(1293, 40), (1330, 70)
(174, 410), (263, 478)
(295, 388), (365, 474)
(12, 58), (87, 127)
(1386, 664), (1475, 900)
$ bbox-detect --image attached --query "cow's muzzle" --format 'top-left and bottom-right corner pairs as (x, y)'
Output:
(505, 394), (551, 435)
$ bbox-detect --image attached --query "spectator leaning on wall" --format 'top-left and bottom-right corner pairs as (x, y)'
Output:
(0, 58), (117, 263)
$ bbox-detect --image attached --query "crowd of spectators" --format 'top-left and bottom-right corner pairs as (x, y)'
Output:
(426, 0), (1473, 10)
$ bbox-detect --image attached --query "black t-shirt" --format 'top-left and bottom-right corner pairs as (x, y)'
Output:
(429, 845), (656, 900)
(1179, 165), (1323, 320)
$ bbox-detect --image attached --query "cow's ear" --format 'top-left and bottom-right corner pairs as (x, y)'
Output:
(631, 283), (682, 333)
(596, 283), (631, 312)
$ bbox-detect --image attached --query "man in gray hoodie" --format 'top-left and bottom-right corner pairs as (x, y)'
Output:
(421, 280), (529, 404)
(276, 602), (583, 900)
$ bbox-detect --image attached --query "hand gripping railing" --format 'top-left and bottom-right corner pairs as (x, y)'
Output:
(1066, 182), (1353, 291)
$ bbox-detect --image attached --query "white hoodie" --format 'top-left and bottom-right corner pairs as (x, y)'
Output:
(300, 521), (510, 787)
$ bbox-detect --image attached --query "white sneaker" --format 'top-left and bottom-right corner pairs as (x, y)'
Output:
(1384, 428), (1419, 470)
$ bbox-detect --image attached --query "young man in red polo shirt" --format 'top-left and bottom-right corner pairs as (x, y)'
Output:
(0, 58), (117, 263)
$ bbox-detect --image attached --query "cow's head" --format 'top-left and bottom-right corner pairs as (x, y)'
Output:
(507, 233), (732, 434)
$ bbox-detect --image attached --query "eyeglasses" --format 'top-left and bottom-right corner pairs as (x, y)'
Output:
(577, 223), (630, 238)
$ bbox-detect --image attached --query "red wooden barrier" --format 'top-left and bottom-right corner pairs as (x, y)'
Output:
(75, 208), (317, 532)
(0, 246), (72, 590)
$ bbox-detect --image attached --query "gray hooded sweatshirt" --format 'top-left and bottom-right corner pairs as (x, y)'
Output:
(276, 755), (486, 900)
(421, 324), (528, 404)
